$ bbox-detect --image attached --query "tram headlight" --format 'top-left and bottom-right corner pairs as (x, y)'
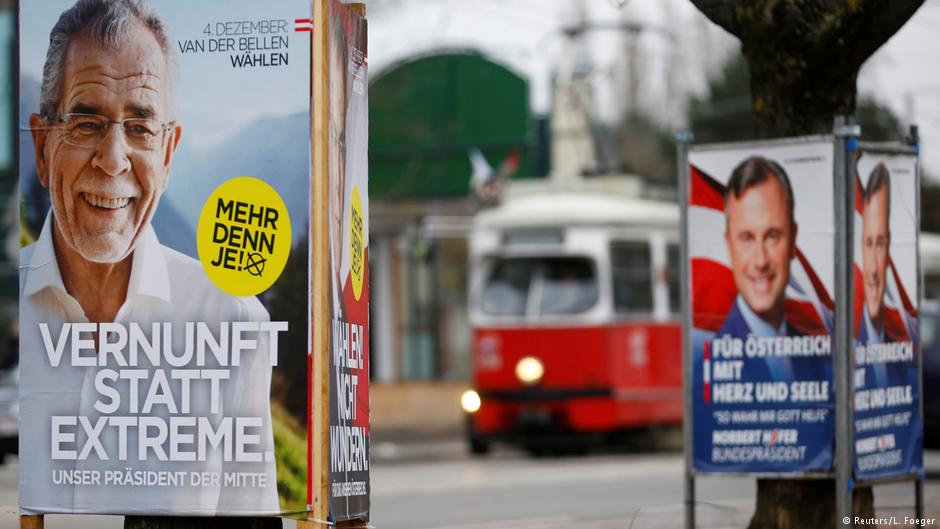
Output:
(515, 356), (544, 386)
(461, 389), (482, 414)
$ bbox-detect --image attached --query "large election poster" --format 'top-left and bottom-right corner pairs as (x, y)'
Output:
(19, 0), (311, 515)
(688, 139), (836, 473)
(326, 0), (370, 521)
(852, 149), (922, 480)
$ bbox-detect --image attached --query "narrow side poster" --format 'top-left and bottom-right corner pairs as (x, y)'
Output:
(852, 149), (922, 480)
(688, 139), (836, 473)
(18, 0), (311, 515)
(326, 0), (370, 521)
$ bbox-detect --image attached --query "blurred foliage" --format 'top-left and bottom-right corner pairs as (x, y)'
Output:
(686, 53), (940, 235)
(0, 304), (13, 371)
(605, 52), (916, 187)
(20, 196), (35, 247)
(263, 236), (311, 515)
(267, 237), (310, 426)
(689, 55), (753, 144)
(273, 401), (308, 514)
(22, 171), (49, 238)
(690, 53), (913, 143)
(923, 184), (940, 233)
(691, 0), (924, 139)
(856, 98), (905, 142)
(613, 114), (677, 184)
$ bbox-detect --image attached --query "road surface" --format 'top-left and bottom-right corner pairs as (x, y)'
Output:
(0, 442), (937, 528)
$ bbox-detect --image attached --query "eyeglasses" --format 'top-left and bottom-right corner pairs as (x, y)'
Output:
(48, 113), (174, 152)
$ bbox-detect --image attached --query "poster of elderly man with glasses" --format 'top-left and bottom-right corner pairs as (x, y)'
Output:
(19, 0), (313, 516)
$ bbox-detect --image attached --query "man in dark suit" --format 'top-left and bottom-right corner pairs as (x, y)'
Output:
(720, 156), (797, 337)
(717, 156), (828, 382)
(859, 163), (904, 344)
(858, 163), (911, 388)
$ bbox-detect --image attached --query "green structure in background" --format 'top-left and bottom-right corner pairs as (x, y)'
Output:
(370, 52), (539, 198)
(0, 4), (15, 356)
(0, 7), (15, 301)
(367, 52), (545, 382)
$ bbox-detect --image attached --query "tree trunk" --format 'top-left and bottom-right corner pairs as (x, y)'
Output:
(124, 517), (282, 529)
(745, 51), (858, 138)
(748, 479), (873, 529)
(692, 0), (925, 138)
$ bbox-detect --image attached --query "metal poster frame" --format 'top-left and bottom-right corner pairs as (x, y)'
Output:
(848, 135), (924, 514)
(680, 119), (925, 528)
(833, 116), (859, 525)
(684, 132), (839, 481)
(677, 130), (695, 529)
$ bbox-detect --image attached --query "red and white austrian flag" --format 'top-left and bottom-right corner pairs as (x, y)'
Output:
(295, 18), (312, 32)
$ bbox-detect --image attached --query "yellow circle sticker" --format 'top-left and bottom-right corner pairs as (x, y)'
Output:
(196, 177), (291, 297)
(349, 186), (364, 301)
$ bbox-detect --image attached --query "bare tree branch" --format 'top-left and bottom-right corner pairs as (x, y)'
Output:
(689, 0), (924, 137)
(689, 0), (742, 36)
(838, 0), (926, 68)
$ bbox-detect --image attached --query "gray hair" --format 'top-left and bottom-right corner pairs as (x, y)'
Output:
(40, 0), (178, 120)
(864, 162), (891, 217)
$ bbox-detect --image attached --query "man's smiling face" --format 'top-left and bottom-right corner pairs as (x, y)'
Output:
(33, 22), (180, 263)
(862, 185), (890, 324)
(724, 176), (797, 328)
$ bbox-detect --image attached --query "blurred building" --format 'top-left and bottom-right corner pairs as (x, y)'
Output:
(367, 52), (549, 436)
(364, 38), (683, 439)
(369, 52), (544, 382)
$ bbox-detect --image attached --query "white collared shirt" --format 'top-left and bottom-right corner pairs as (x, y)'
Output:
(863, 305), (885, 346)
(19, 215), (279, 515)
(736, 295), (788, 338)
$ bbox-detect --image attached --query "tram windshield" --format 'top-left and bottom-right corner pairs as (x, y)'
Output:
(482, 257), (598, 317)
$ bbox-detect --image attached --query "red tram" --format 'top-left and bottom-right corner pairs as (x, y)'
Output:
(462, 179), (683, 454)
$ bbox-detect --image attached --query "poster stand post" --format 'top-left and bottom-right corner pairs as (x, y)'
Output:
(301, 2), (368, 529)
(19, 516), (41, 529)
(911, 124), (925, 522)
(305, 1), (332, 525)
(677, 129), (695, 529)
(833, 115), (860, 527)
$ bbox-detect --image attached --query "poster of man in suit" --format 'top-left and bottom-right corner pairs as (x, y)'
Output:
(852, 151), (921, 481)
(688, 138), (835, 473)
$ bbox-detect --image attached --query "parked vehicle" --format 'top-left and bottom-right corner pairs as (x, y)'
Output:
(920, 233), (940, 448)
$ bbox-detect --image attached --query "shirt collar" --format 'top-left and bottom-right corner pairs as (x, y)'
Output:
(22, 212), (171, 304)
(126, 223), (172, 304)
(22, 213), (67, 297)
(737, 295), (787, 337)
(864, 305), (884, 344)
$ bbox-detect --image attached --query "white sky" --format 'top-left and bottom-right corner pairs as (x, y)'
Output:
(859, 0), (940, 178)
(366, 0), (940, 179)
(11, 0), (940, 175)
